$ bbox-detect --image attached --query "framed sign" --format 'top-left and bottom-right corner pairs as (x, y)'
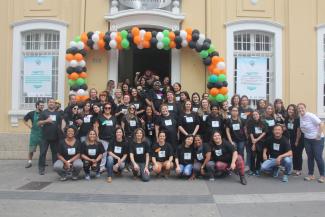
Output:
(119, 0), (172, 9)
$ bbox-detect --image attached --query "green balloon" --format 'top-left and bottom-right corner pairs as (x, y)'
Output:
(215, 94), (225, 103)
(208, 75), (218, 83)
(163, 29), (170, 37)
(68, 79), (76, 86)
(208, 45), (215, 54)
(200, 50), (209, 59)
(74, 36), (81, 42)
(76, 78), (85, 86)
(121, 39), (130, 48)
(224, 95), (229, 101)
(208, 95), (216, 102)
(163, 45), (170, 50)
(121, 30), (128, 39)
(162, 37), (170, 46)
(218, 74), (226, 82)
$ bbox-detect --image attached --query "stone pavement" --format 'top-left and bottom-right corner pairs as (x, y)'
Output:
(0, 160), (324, 217)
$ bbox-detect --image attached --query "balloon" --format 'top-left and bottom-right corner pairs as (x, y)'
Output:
(208, 74), (218, 83)
(65, 53), (74, 61)
(169, 32), (175, 40)
(69, 72), (78, 80)
(139, 29), (146, 38)
(76, 78), (86, 86)
(66, 67), (74, 74)
(175, 36), (182, 44)
(212, 56), (221, 64)
(186, 35), (192, 42)
(133, 36), (141, 44)
(202, 42), (210, 50)
(127, 33), (133, 41)
(86, 39), (94, 48)
(192, 33), (199, 41)
(217, 61), (226, 70)
(99, 32), (105, 40)
(180, 30), (187, 39)
(169, 41), (176, 48)
(181, 40), (188, 47)
(70, 41), (77, 48)
(80, 32), (88, 43)
(189, 41), (196, 49)
(219, 87), (228, 95)
(215, 81), (223, 88)
(215, 94), (225, 102)
(150, 37), (158, 46)
(144, 32), (152, 41)
(162, 37), (170, 46)
(75, 66), (83, 73)
(74, 36), (81, 42)
(76, 41), (84, 50)
(80, 84), (88, 90)
(121, 39), (130, 48)
(203, 57), (212, 66)
(223, 81), (228, 87)
(185, 28), (193, 35)
(212, 68), (222, 75)
(176, 43), (182, 49)
(208, 45), (216, 53)
(210, 88), (219, 96)
(208, 95), (216, 102)
(152, 31), (157, 37)
(163, 29), (170, 37)
(156, 32), (164, 41)
(121, 30), (128, 39)
(200, 50), (209, 59)
(157, 41), (164, 49)
(131, 27), (140, 36)
(192, 29), (200, 35)
(115, 35), (122, 44)
(109, 40), (117, 49)
(195, 43), (202, 52)
(143, 40), (150, 48)
(75, 53), (83, 62)
(70, 60), (78, 67)
(92, 34), (99, 42)
(93, 43), (99, 50)
(77, 89), (85, 95)
(218, 74), (226, 82)
(79, 72), (88, 78)
(79, 60), (86, 67)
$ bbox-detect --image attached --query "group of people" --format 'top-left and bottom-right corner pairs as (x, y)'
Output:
(23, 70), (325, 185)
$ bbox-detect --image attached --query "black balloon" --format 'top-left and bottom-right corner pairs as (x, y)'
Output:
(104, 35), (111, 43)
(204, 38), (212, 44)
(174, 30), (180, 36)
(104, 44), (111, 50)
(75, 66), (83, 73)
(127, 33), (133, 41)
(151, 31), (157, 37)
(80, 84), (88, 90)
(87, 31), (94, 39)
(150, 37), (158, 46)
(70, 84), (79, 91)
(192, 29), (200, 35)
(207, 82), (214, 89)
(195, 44), (203, 52)
(189, 41), (196, 49)
(210, 51), (219, 57)
(175, 36), (182, 44)
(176, 44), (182, 49)
(223, 81), (228, 87)
(82, 67), (87, 72)
(215, 81), (223, 89)
(192, 33), (199, 41)
(203, 57), (212, 66)
(79, 49), (87, 57)
(202, 42), (210, 50)
(68, 47), (78, 54)
(66, 67), (74, 74)
(87, 39), (94, 48)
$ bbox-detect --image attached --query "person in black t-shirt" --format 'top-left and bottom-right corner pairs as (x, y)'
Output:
(129, 128), (150, 182)
(264, 105), (276, 138)
(121, 104), (143, 141)
(79, 102), (93, 142)
(261, 125), (293, 182)
(152, 131), (174, 178)
(53, 126), (83, 181)
(175, 135), (195, 178)
(145, 80), (164, 115)
(142, 106), (157, 146)
(178, 100), (200, 143)
(81, 130), (105, 180)
(106, 128), (128, 183)
(38, 98), (62, 175)
(205, 104), (224, 139)
(207, 131), (247, 185)
(191, 135), (212, 180)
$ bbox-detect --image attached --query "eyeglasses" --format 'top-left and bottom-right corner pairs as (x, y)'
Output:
(104, 107), (111, 110)
(130, 107), (136, 110)
(73, 107), (78, 110)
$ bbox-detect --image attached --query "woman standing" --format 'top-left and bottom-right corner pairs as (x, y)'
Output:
(239, 95), (253, 121)
(285, 104), (302, 176)
(264, 105), (276, 138)
(257, 99), (267, 118)
(274, 99), (286, 126)
(130, 88), (145, 116)
(191, 92), (201, 113)
(205, 104), (224, 138)
(172, 82), (182, 102)
(197, 99), (211, 143)
(178, 100), (200, 143)
(142, 106), (156, 146)
(175, 134), (195, 178)
(165, 91), (181, 118)
(129, 128), (150, 182)
(229, 94), (240, 111)
(54, 126), (83, 181)
(298, 103), (325, 183)
(79, 102), (93, 142)
(121, 104), (143, 142)
(114, 88), (124, 107)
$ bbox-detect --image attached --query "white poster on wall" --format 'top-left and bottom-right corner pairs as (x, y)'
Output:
(237, 57), (267, 100)
(23, 56), (52, 97)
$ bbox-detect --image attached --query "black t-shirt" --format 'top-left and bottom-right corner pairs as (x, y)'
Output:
(205, 114), (224, 136)
(264, 136), (291, 158)
(131, 98), (145, 113)
(143, 115), (157, 140)
(239, 107), (253, 121)
(152, 143), (174, 162)
(194, 143), (211, 163)
(192, 103), (200, 113)
(176, 145), (195, 165)
(115, 104), (129, 124)
(122, 116), (142, 137)
(81, 141), (105, 159)
(264, 116), (276, 136)
(225, 118), (246, 142)
(247, 121), (268, 140)
(108, 140), (128, 159)
(96, 115), (117, 141)
(57, 139), (81, 160)
(64, 113), (82, 129)
(146, 89), (164, 112)
(39, 109), (62, 140)
(155, 114), (178, 148)
(210, 140), (235, 164)
(284, 117), (300, 144)
(129, 141), (150, 163)
(79, 114), (94, 137)
(166, 102), (181, 118)
(179, 112), (200, 136)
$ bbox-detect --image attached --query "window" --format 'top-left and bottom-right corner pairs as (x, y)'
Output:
(317, 25), (325, 116)
(20, 30), (60, 110)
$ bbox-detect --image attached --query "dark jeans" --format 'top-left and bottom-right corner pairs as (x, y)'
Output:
(304, 138), (325, 176)
(83, 160), (101, 175)
(250, 149), (263, 172)
(292, 141), (304, 171)
(38, 139), (58, 171)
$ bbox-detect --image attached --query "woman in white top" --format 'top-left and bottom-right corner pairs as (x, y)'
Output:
(297, 103), (324, 183)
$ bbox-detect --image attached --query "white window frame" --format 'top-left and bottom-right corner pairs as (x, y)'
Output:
(226, 19), (283, 102)
(9, 19), (67, 127)
(317, 24), (325, 118)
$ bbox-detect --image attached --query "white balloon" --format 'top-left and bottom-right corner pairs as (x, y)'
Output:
(198, 34), (205, 45)
(140, 30), (146, 37)
(70, 60), (78, 67)
(109, 40), (117, 49)
(93, 43), (99, 50)
(92, 34), (99, 42)
(70, 41), (77, 48)
(181, 40), (188, 47)
(156, 32), (164, 41)
(77, 89), (85, 95)
(157, 41), (164, 49)
(217, 61), (226, 70)
(77, 41), (84, 50)
(137, 44), (144, 49)
(110, 32), (117, 40)
(180, 30), (187, 39)
(79, 60), (86, 67)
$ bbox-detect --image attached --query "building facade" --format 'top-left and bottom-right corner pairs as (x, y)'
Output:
(1, 0), (325, 159)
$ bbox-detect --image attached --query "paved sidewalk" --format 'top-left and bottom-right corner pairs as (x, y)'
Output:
(0, 160), (324, 217)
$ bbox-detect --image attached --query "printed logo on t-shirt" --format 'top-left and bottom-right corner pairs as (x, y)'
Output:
(134, 104), (140, 109)
(50, 115), (56, 122)
(287, 123), (294, 130)
(175, 96), (180, 101)
(192, 107), (198, 112)
(203, 115), (208, 122)
(136, 147), (144, 155)
(266, 119), (275, 127)
(158, 150), (166, 158)
(212, 121), (220, 128)
(88, 149), (96, 156)
(184, 152), (192, 160)
(232, 123), (240, 131)
(215, 149), (222, 156)
(164, 119), (172, 126)
(255, 127), (262, 134)
(114, 146), (122, 154)
(129, 120), (136, 127)
(168, 105), (174, 111)
(273, 143), (280, 151)
(84, 115), (92, 123)
(67, 148), (76, 155)
(240, 113), (247, 119)
(196, 153), (204, 161)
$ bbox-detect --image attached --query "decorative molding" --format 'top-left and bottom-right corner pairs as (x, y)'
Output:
(11, 19), (68, 28)
(225, 19), (284, 29)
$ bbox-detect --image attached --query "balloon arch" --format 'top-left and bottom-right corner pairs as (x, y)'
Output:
(65, 27), (228, 103)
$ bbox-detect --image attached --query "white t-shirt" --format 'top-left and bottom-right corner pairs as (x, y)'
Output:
(300, 112), (322, 139)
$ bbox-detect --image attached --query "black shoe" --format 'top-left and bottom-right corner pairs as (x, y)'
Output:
(39, 169), (45, 175)
(240, 176), (247, 185)
(25, 162), (32, 168)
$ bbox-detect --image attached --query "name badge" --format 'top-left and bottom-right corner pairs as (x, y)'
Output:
(273, 143), (280, 151)
(227, 114), (231, 119)
(184, 152), (191, 160)
(287, 123), (294, 130)
(186, 117), (193, 123)
(215, 149), (222, 156)
(232, 123), (240, 131)
(203, 115), (208, 122)
(212, 121), (220, 128)
(156, 94), (162, 100)
(255, 127), (262, 134)
(165, 119), (172, 126)
(240, 113), (247, 119)
(130, 120), (136, 127)
(84, 115), (92, 123)
(69, 121), (73, 126)
(266, 119), (275, 127)
(192, 107), (198, 112)
(149, 130), (153, 136)
(158, 151), (166, 158)
(134, 104), (140, 109)
(114, 146), (122, 154)
(50, 115), (56, 122)
(88, 149), (96, 156)
(175, 96), (180, 101)
(168, 105), (174, 111)
(136, 147), (144, 155)
(197, 153), (204, 161)
(67, 148), (76, 155)
(122, 109), (127, 114)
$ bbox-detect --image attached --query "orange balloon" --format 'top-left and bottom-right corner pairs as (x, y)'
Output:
(208, 64), (215, 72)
(219, 69), (226, 75)
(186, 35), (192, 42)
(99, 32), (105, 40)
(133, 36), (141, 45)
(169, 41), (176, 48)
(185, 28), (193, 35)
(117, 44), (122, 50)
(70, 72), (79, 80)
(115, 35), (122, 43)
(210, 88), (219, 96)
(143, 40), (150, 48)
(74, 53), (83, 62)
(80, 32), (88, 43)
(144, 32), (152, 41)
(79, 72), (88, 78)
(98, 40), (105, 49)
(219, 87), (228, 95)
(132, 27), (140, 36)
(76, 95), (82, 102)
(212, 68), (222, 75)
(81, 95), (89, 101)
(65, 53), (74, 61)
(212, 56), (221, 64)
(169, 32), (176, 40)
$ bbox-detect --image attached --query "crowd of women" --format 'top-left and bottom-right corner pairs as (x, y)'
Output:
(24, 70), (325, 185)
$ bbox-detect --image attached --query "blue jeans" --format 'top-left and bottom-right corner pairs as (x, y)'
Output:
(304, 138), (325, 176)
(261, 157), (292, 175)
(106, 156), (125, 177)
(178, 164), (193, 177)
(234, 141), (245, 159)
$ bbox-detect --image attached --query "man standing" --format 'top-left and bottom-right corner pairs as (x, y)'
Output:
(23, 100), (45, 168)
(261, 124), (293, 182)
(38, 98), (62, 175)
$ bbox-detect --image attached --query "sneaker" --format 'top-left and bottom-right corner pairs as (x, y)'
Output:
(71, 176), (79, 180)
(282, 175), (288, 182)
(60, 176), (67, 181)
(317, 177), (325, 183)
(273, 168), (280, 178)
(25, 162), (32, 168)
(255, 170), (260, 177)
(240, 176), (247, 185)
(209, 177), (215, 181)
(248, 171), (255, 176)
(85, 175), (91, 181)
(39, 170), (45, 175)
(107, 177), (112, 183)
(95, 172), (101, 178)
(304, 176), (315, 181)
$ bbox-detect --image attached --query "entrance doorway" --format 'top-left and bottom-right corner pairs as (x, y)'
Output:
(118, 44), (171, 86)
